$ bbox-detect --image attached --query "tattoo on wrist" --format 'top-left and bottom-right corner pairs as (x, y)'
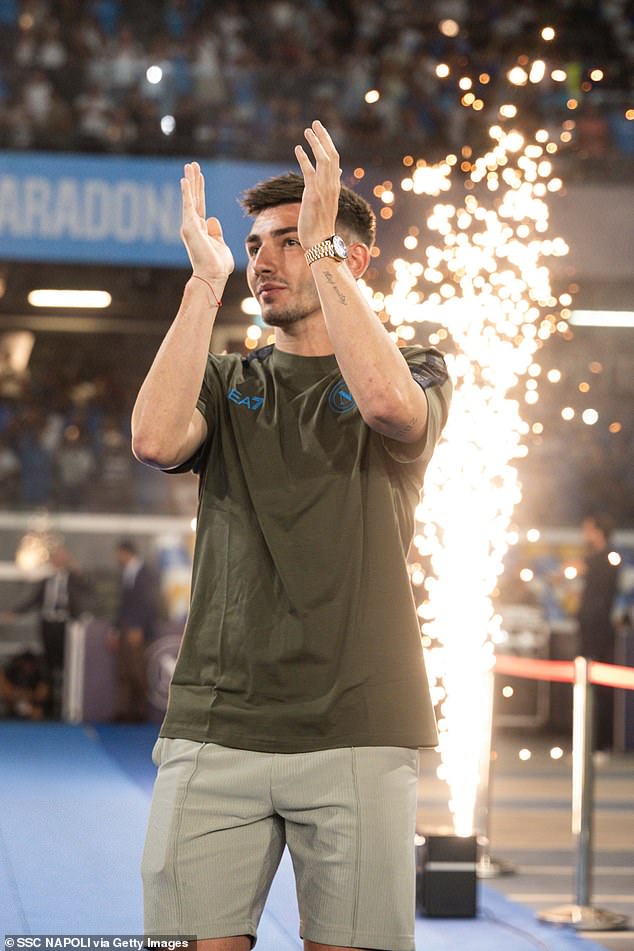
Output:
(323, 270), (348, 305)
(395, 416), (418, 436)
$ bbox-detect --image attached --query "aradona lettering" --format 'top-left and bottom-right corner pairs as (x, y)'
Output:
(0, 175), (180, 243)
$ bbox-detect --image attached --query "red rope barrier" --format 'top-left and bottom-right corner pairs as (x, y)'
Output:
(493, 654), (634, 690)
(493, 655), (575, 683)
(589, 660), (634, 691)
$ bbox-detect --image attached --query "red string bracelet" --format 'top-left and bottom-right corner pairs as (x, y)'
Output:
(191, 273), (222, 308)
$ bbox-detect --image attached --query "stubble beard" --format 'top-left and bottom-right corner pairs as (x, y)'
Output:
(260, 285), (321, 329)
(262, 305), (310, 328)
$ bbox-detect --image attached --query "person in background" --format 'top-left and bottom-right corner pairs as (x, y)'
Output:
(97, 415), (135, 511)
(108, 539), (158, 723)
(0, 649), (49, 719)
(2, 544), (90, 718)
(577, 513), (620, 751)
(0, 430), (21, 504)
(55, 424), (97, 509)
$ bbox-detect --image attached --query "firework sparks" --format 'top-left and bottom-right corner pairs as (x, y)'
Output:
(368, 117), (570, 835)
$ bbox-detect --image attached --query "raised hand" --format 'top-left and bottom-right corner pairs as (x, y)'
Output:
(294, 120), (342, 251)
(180, 161), (234, 280)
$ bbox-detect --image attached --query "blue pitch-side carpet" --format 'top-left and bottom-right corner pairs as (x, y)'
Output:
(0, 722), (609, 950)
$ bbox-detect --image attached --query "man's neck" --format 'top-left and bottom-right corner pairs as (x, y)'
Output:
(273, 315), (334, 357)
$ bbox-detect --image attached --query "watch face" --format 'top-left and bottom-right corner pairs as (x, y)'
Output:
(332, 234), (348, 259)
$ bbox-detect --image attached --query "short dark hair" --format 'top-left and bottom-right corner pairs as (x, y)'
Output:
(240, 172), (376, 248)
(116, 538), (138, 555)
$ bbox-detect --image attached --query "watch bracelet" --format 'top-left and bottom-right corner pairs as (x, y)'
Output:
(304, 238), (337, 265)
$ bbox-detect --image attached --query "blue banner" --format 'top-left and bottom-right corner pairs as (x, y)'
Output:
(0, 152), (288, 268)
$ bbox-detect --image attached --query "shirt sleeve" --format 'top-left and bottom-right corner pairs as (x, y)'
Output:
(381, 346), (452, 465)
(162, 356), (221, 475)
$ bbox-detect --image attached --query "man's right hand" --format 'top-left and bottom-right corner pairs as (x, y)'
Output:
(180, 162), (235, 284)
(131, 161), (230, 471)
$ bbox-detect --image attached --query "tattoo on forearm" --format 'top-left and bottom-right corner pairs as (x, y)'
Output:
(395, 416), (418, 436)
(323, 270), (348, 305)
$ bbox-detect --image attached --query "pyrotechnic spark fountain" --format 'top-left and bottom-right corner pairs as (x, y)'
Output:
(363, 85), (573, 837)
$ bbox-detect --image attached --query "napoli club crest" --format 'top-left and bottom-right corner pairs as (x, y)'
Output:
(328, 378), (357, 415)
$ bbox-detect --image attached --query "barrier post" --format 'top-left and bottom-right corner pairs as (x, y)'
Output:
(538, 656), (628, 930)
(475, 668), (515, 879)
(62, 617), (86, 723)
(573, 655), (593, 907)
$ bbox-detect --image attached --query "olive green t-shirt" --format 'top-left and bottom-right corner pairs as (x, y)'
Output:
(160, 344), (451, 752)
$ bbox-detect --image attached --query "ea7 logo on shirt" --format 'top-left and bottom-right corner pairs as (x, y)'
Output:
(228, 387), (264, 411)
(328, 378), (357, 415)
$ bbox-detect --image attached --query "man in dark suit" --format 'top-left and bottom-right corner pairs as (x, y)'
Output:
(577, 513), (620, 751)
(108, 539), (159, 722)
(3, 544), (90, 717)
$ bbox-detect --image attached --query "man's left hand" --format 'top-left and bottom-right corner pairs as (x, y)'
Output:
(294, 120), (342, 251)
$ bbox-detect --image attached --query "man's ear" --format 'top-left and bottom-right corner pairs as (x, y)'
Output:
(346, 242), (371, 279)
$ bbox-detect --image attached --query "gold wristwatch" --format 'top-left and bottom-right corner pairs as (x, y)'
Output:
(304, 234), (349, 265)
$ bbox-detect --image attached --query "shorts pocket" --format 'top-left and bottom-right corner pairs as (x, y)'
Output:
(151, 736), (165, 767)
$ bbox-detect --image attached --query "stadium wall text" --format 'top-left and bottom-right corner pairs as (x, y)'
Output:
(0, 152), (286, 268)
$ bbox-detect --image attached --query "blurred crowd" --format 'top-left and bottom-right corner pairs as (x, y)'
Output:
(1, 349), (632, 525)
(0, 0), (632, 167)
(0, 366), (187, 514)
(0, 370), (136, 510)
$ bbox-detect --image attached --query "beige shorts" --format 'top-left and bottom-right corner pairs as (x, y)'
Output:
(142, 738), (419, 950)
